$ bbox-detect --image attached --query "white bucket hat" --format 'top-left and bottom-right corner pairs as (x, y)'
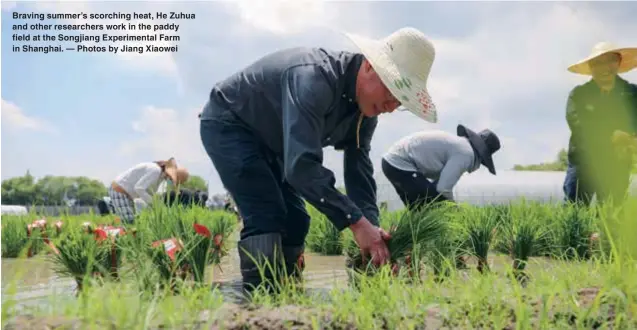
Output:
(344, 27), (438, 123)
(568, 42), (637, 75)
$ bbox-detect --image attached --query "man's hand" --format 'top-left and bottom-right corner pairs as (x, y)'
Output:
(612, 130), (635, 145)
(349, 216), (391, 267)
(612, 130), (637, 160)
(378, 226), (392, 241)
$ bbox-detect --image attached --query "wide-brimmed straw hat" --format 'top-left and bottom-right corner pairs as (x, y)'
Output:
(163, 158), (189, 184)
(457, 125), (501, 175)
(344, 27), (438, 123)
(568, 42), (637, 75)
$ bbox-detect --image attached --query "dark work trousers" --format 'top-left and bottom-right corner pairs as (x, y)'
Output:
(381, 158), (448, 211)
(199, 103), (310, 247)
(563, 161), (631, 206)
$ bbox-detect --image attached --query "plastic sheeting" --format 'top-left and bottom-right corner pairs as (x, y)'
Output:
(0, 205), (28, 215)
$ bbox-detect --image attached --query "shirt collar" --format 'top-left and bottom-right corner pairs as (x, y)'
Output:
(586, 76), (630, 95)
(468, 153), (482, 173)
(341, 53), (363, 105)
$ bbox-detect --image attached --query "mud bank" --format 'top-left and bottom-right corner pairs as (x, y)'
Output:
(3, 287), (632, 329)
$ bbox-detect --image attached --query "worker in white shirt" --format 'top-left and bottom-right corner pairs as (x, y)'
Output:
(381, 125), (501, 210)
(109, 157), (190, 223)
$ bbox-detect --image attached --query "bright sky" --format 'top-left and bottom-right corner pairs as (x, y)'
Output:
(2, 1), (636, 195)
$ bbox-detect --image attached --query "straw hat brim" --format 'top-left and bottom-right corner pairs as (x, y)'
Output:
(568, 47), (637, 75)
(344, 33), (438, 124)
(165, 167), (189, 184)
(457, 125), (496, 175)
(163, 158), (189, 184)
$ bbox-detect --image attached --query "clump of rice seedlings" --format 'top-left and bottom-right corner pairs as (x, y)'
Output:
(306, 204), (344, 256)
(181, 221), (230, 284)
(131, 205), (188, 292)
(425, 229), (458, 282)
(178, 207), (237, 279)
(25, 218), (63, 257)
(454, 205), (499, 273)
(49, 226), (118, 293)
(203, 213), (236, 264)
(92, 226), (127, 279)
(345, 203), (448, 279)
(133, 205), (237, 291)
(490, 204), (511, 228)
(498, 204), (551, 283)
(1, 217), (30, 258)
(147, 237), (189, 292)
(492, 204), (514, 255)
(552, 204), (598, 261)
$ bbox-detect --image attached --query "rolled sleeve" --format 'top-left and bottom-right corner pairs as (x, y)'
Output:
(343, 117), (380, 226)
(281, 65), (364, 230)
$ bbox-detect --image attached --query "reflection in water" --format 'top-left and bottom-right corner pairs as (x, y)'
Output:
(1, 250), (350, 309)
(2, 250), (568, 312)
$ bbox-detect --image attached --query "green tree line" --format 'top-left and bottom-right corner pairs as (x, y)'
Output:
(1, 171), (209, 206)
(513, 148), (637, 173)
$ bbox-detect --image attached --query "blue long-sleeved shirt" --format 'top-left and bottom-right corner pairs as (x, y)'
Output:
(199, 47), (379, 230)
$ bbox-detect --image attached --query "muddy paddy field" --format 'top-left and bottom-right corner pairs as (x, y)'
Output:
(2, 200), (637, 329)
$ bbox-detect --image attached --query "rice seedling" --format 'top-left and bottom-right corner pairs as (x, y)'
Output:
(306, 204), (344, 256)
(25, 218), (62, 257)
(1, 216), (30, 258)
(552, 204), (598, 261)
(124, 203), (238, 292)
(425, 229), (459, 282)
(497, 204), (552, 282)
(454, 205), (500, 273)
(181, 222), (222, 284)
(345, 203), (449, 279)
(49, 226), (119, 293)
(147, 237), (190, 292)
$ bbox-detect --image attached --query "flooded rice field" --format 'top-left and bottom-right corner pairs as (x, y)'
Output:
(2, 248), (562, 311)
(1, 248), (351, 309)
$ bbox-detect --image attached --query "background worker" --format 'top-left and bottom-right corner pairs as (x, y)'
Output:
(563, 42), (637, 206)
(109, 158), (189, 223)
(382, 125), (501, 210)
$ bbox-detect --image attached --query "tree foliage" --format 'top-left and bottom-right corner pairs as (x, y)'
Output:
(513, 149), (569, 172)
(1, 172), (210, 206)
(179, 175), (208, 192)
(2, 171), (108, 206)
(513, 148), (636, 173)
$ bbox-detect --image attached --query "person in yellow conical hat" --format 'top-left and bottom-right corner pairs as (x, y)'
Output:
(563, 42), (637, 206)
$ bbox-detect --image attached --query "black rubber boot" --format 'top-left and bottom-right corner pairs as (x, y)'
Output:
(282, 244), (305, 284)
(238, 233), (284, 294)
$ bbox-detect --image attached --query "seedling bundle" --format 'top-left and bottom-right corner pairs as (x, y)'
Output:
(144, 220), (233, 291)
(25, 218), (63, 257)
(9, 204), (241, 295)
(50, 222), (127, 293)
(345, 203), (452, 280)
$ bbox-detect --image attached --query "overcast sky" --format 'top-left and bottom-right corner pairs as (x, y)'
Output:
(2, 1), (636, 195)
